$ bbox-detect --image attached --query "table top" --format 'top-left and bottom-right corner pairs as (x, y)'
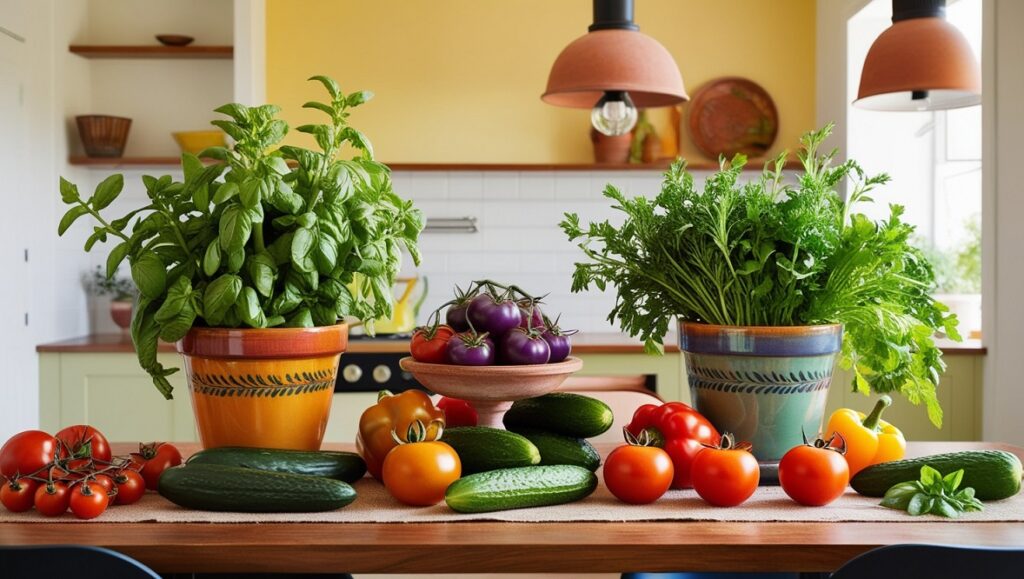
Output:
(1, 441), (1020, 574)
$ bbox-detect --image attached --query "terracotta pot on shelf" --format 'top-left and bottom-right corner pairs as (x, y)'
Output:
(591, 129), (632, 164)
(176, 324), (349, 450)
(110, 300), (132, 333)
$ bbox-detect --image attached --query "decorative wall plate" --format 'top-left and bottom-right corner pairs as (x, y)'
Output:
(687, 77), (778, 159)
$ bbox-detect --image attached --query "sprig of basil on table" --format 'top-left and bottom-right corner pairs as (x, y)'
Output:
(57, 76), (424, 400)
(880, 465), (984, 518)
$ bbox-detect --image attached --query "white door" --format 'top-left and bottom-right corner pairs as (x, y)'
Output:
(0, 10), (35, 440)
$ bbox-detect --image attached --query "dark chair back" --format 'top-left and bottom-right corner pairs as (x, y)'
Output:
(0, 545), (160, 579)
(832, 544), (1024, 579)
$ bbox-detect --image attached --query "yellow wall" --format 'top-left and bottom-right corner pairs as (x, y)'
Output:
(266, 0), (816, 164)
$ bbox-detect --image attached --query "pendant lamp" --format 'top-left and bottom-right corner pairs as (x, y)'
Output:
(542, 0), (688, 136)
(855, 0), (980, 111)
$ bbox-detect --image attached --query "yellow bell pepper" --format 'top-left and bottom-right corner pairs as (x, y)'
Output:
(825, 395), (906, 477)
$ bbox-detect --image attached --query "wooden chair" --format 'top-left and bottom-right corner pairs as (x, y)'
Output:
(830, 544), (1024, 578)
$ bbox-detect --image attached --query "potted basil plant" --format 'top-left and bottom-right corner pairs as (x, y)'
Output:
(58, 76), (424, 451)
(561, 124), (959, 463)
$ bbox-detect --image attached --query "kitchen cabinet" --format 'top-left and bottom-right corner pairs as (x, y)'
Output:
(38, 344), (984, 443)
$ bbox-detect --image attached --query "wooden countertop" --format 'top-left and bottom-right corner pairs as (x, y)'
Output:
(35, 333), (985, 356)
(35, 332), (681, 355)
(1, 441), (1020, 574)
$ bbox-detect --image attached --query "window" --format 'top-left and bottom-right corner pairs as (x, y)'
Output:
(847, 0), (982, 339)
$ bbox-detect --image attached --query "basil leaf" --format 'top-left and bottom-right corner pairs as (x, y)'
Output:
(219, 205), (252, 252)
(314, 233), (338, 274)
(235, 286), (266, 328)
(92, 174), (124, 210)
(131, 252), (167, 299)
(239, 179), (262, 209)
(291, 227), (316, 272)
(213, 181), (239, 204)
(106, 242), (131, 278)
(284, 307), (314, 328)
(932, 498), (960, 519)
(159, 299), (196, 342)
(226, 247), (245, 273)
(203, 242), (221, 277)
(907, 493), (929, 516)
(154, 277), (191, 324)
(59, 177), (80, 203)
(58, 206), (90, 236)
(248, 252), (277, 297)
(942, 469), (965, 493)
(203, 274), (242, 325)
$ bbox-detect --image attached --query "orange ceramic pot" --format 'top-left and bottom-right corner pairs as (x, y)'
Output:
(176, 324), (348, 450)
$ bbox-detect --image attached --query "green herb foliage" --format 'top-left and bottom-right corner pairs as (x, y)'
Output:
(560, 124), (959, 426)
(58, 76), (424, 399)
(880, 465), (983, 518)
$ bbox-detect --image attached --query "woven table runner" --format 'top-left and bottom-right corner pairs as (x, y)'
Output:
(3, 476), (1022, 523)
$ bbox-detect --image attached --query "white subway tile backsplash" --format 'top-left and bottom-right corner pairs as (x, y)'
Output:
(554, 173), (595, 200)
(409, 172), (448, 199)
(482, 172), (519, 198)
(447, 172), (483, 199)
(518, 171), (556, 200)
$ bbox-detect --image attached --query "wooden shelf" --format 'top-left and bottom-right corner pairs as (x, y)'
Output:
(68, 157), (803, 172)
(68, 45), (233, 59)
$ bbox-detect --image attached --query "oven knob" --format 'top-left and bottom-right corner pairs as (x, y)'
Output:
(372, 365), (392, 384)
(342, 364), (363, 383)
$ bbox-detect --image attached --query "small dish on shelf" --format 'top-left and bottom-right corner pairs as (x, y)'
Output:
(156, 34), (195, 47)
(173, 130), (226, 154)
(399, 357), (584, 428)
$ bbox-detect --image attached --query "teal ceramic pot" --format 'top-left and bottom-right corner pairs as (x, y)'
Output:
(679, 322), (843, 463)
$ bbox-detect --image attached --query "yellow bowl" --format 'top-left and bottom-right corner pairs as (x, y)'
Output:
(172, 130), (226, 155)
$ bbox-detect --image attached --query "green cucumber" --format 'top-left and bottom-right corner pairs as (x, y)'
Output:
(186, 447), (366, 483)
(851, 450), (1023, 501)
(445, 465), (597, 513)
(158, 463), (357, 512)
(502, 393), (614, 438)
(440, 427), (541, 474)
(511, 428), (601, 471)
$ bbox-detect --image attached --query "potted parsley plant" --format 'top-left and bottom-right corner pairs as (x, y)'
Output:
(561, 124), (959, 463)
(58, 76), (424, 450)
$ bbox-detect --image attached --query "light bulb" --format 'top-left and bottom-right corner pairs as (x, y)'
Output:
(591, 91), (638, 136)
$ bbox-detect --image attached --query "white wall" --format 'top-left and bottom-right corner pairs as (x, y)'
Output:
(982, 0), (1024, 446)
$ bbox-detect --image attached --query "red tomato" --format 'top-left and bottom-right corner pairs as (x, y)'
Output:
(0, 430), (58, 479)
(437, 397), (478, 428)
(778, 442), (850, 506)
(91, 473), (116, 495)
(625, 402), (719, 489)
(34, 481), (71, 516)
(410, 325), (455, 363)
(1, 477), (40, 512)
(130, 442), (183, 490)
(55, 425), (112, 463)
(691, 437), (760, 507)
(113, 470), (146, 505)
(603, 445), (674, 504)
(69, 481), (108, 520)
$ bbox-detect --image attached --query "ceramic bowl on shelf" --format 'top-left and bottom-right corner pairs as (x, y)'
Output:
(156, 34), (195, 47)
(173, 130), (226, 154)
(399, 357), (584, 428)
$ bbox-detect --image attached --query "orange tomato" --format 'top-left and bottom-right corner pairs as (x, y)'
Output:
(383, 441), (461, 506)
(603, 445), (674, 504)
(691, 437), (759, 507)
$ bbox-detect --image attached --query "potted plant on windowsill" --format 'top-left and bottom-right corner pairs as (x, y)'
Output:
(57, 76), (424, 451)
(84, 265), (138, 332)
(561, 124), (959, 464)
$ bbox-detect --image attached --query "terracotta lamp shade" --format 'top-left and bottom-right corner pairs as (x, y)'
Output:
(856, 15), (980, 111)
(542, 29), (688, 109)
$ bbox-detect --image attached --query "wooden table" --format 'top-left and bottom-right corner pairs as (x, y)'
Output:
(2, 442), (1022, 574)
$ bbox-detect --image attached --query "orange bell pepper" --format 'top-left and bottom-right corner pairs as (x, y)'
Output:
(825, 395), (906, 477)
(356, 389), (445, 481)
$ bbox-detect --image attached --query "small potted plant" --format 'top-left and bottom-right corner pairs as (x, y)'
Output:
(84, 265), (138, 332)
(57, 76), (424, 450)
(562, 124), (959, 463)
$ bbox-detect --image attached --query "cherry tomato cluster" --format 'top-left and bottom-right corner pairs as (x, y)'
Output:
(605, 402), (853, 508)
(0, 425), (181, 519)
(410, 280), (577, 367)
